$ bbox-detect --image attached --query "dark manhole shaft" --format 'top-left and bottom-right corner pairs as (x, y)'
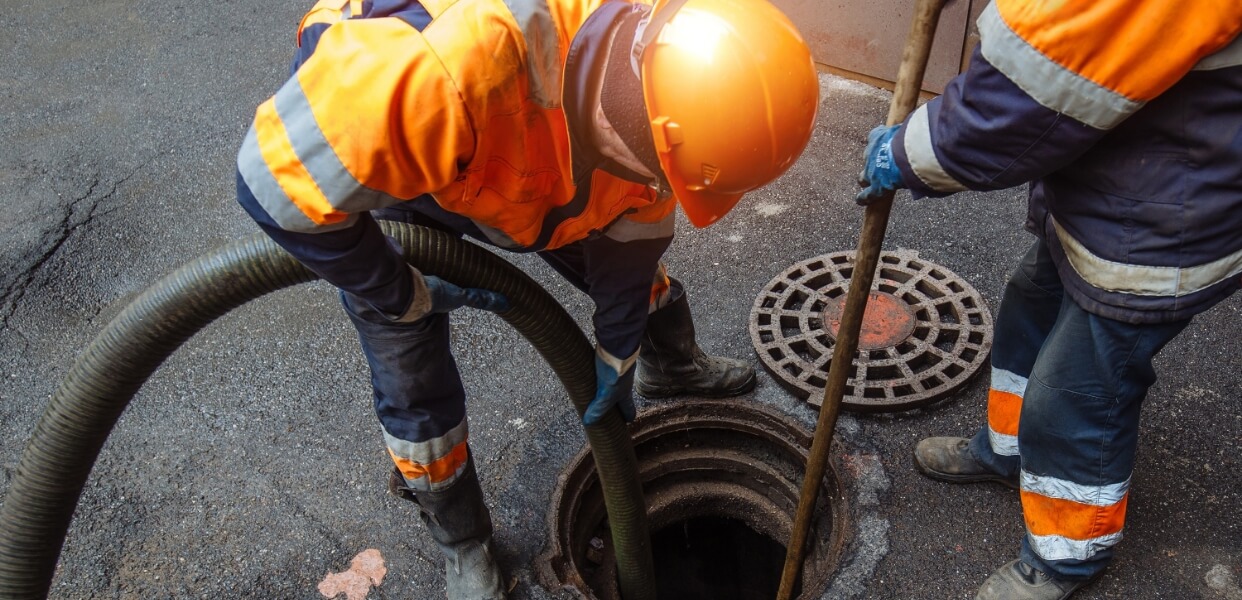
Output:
(539, 400), (846, 600)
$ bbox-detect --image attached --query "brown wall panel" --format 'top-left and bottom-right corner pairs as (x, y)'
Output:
(773, 0), (976, 94)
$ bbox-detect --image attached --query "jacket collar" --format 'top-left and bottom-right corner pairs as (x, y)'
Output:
(563, 1), (653, 185)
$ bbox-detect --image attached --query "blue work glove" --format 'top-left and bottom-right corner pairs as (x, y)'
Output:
(855, 124), (905, 205)
(393, 265), (509, 322)
(583, 346), (637, 426)
(426, 275), (509, 314)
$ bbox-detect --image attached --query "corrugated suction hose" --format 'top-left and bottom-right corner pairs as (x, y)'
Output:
(0, 223), (656, 600)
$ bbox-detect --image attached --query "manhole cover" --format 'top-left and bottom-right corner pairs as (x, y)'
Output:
(749, 250), (993, 412)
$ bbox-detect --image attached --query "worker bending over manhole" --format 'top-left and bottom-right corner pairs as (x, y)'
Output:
(233, 0), (818, 597)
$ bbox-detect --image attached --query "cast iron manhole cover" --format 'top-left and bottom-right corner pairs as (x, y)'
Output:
(749, 250), (993, 412)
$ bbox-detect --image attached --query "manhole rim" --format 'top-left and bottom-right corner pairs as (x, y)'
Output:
(537, 400), (850, 600)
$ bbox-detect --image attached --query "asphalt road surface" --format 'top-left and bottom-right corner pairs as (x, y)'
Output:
(2, 0), (1239, 598)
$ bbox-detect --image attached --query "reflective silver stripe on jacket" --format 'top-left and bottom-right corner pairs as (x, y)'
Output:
(468, 217), (524, 250)
(237, 74), (403, 233)
(978, 2), (1143, 131)
(604, 211), (675, 243)
(597, 344), (639, 375)
(273, 78), (405, 215)
(1053, 218), (1242, 297)
(1194, 32), (1242, 71)
(902, 104), (968, 193)
(501, 0), (561, 109)
(238, 123), (339, 232)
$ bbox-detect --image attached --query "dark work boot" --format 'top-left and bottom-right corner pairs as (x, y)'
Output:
(976, 560), (1100, 600)
(914, 437), (1019, 489)
(388, 456), (507, 599)
(634, 292), (756, 399)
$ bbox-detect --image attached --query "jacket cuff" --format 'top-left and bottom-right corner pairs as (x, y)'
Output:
(596, 344), (638, 376)
(392, 266), (433, 323)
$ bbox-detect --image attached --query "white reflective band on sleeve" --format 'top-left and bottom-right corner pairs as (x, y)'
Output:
(604, 212), (675, 243)
(978, 3), (1143, 131)
(988, 428), (1019, 457)
(1028, 531), (1124, 562)
(274, 80), (405, 215)
(597, 344), (639, 376)
(991, 366), (1027, 397)
(238, 124), (323, 232)
(383, 419), (469, 467)
(393, 265), (434, 323)
(1195, 33), (1242, 71)
(465, 217), (523, 250)
(1053, 218), (1242, 297)
(1021, 470), (1130, 506)
(903, 105), (968, 193)
(501, 0), (561, 108)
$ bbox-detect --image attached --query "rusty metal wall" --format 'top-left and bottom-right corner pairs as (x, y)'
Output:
(773, 0), (986, 94)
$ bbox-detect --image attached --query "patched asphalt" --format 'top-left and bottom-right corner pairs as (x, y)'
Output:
(1, 1), (1239, 599)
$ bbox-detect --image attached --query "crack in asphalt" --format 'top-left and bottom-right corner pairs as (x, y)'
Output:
(0, 158), (152, 335)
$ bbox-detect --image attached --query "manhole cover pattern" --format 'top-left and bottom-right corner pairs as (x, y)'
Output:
(749, 250), (993, 412)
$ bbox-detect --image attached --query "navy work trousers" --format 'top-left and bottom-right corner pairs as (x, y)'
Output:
(968, 239), (1190, 580)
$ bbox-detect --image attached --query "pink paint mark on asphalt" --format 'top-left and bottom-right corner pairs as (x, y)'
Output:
(318, 548), (387, 600)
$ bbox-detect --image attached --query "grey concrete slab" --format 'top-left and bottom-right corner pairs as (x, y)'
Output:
(1, 2), (1239, 600)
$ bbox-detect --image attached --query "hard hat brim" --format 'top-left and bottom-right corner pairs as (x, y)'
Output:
(673, 186), (744, 228)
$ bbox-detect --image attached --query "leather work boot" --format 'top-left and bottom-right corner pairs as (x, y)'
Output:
(634, 292), (756, 399)
(388, 456), (507, 599)
(914, 437), (1018, 489)
(976, 560), (1100, 600)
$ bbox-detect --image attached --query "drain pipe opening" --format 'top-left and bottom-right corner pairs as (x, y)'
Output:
(540, 400), (848, 600)
(651, 516), (789, 599)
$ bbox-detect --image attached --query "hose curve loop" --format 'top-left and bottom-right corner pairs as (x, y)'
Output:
(0, 223), (654, 600)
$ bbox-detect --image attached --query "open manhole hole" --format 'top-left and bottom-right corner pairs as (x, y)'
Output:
(749, 250), (993, 412)
(538, 400), (845, 600)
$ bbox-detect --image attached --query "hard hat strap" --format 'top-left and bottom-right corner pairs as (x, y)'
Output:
(629, 0), (691, 76)
(601, 8), (667, 182)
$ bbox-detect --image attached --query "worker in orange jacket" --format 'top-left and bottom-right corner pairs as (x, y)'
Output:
(858, 1), (1242, 598)
(235, 0), (819, 596)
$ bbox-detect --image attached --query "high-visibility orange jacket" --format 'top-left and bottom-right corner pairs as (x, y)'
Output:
(237, 0), (676, 356)
(892, 0), (1242, 324)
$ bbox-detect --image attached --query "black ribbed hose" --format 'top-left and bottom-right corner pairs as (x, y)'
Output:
(0, 223), (655, 600)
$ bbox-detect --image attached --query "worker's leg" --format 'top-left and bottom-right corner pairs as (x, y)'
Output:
(539, 247), (755, 399)
(342, 292), (506, 599)
(633, 271), (755, 398)
(1009, 298), (1189, 582)
(916, 239), (1062, 484)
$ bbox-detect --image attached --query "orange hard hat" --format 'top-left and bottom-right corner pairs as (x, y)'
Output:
(635, 0), (819, 227)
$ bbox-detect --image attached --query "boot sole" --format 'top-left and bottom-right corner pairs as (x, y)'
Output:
(913, 454), (1020, 490)
(634, 372), (757, 399)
